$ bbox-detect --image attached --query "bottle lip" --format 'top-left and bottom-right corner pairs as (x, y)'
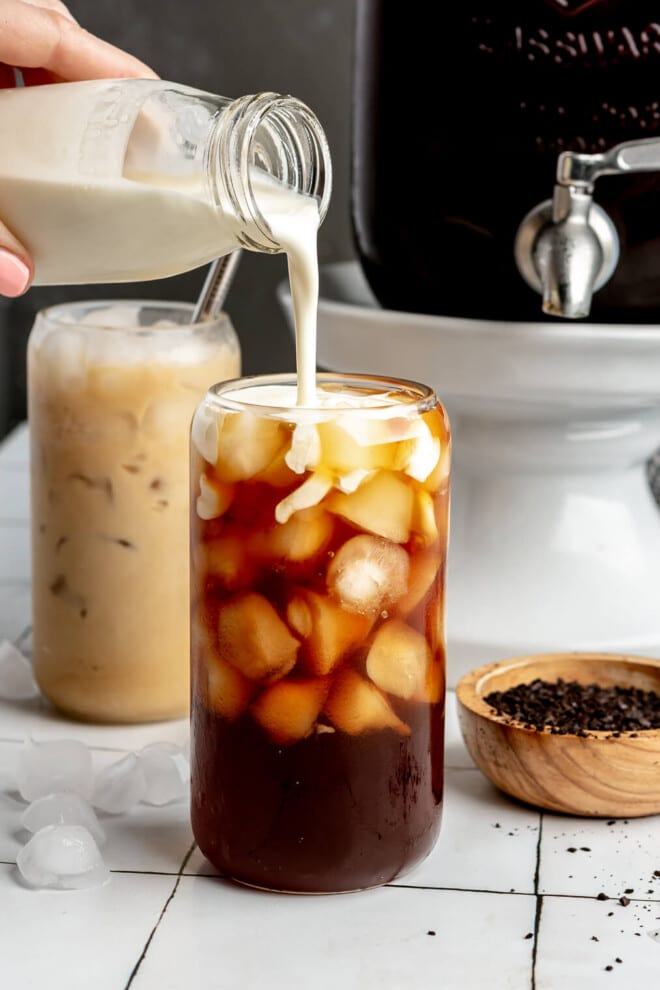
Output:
(209, 92), (332, 252)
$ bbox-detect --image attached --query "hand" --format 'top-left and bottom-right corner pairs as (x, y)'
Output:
(0, 0), (157, 298)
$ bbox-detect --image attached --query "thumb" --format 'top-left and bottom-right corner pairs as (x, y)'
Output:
(0, 222), (33, 296)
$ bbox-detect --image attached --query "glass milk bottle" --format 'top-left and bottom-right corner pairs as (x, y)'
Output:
(28, 300), (240, 723)
(0, 80), (331, 284)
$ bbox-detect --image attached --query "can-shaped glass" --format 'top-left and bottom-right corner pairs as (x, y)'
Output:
(28, 300), (240, 723)
(190, 372), (450, 893)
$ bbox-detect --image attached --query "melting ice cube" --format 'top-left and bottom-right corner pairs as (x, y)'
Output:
(0, 640), (39, 701)
(92, 753), (146, 814)
(326, 534), (410, 615)
(138, 743), (189, 806)
(17, 824), (109, 890)
(17, 739), (94, 802)
(21, 792), (106, 847)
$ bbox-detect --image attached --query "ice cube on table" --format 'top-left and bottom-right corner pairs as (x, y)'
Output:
(92, 753), (146, 814)
(0, 640), (39, 700)
(17, 824), (109, 890)
(17, 739), (94, 802)
(21, 792), (106, 846)
(137, 743), (189, 806)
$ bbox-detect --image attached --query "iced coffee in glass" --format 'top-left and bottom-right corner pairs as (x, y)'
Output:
(28, 300), (240, 723)
(190, 372), (450, 892)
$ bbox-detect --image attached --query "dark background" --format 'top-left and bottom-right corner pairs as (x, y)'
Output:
(0, 0), (356, 438)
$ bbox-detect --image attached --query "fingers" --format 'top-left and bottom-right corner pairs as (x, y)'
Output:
(21, 0), (78, 22)
(0, 222), (32, 297)
(1, 0), (157, 81)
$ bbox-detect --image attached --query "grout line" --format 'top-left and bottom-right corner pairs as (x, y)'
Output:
(531, 813), (544, 990)
(3, 858), (657, 906)
(123, 841), (196, 990)
(386, 881), (535, 896)
(531, 895), (544, 990)
(110, 867), (197, 878)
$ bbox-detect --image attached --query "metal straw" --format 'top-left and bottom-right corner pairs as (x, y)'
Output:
(192, 251), (242, 323)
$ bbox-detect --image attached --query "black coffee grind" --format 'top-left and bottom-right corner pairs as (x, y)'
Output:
(484, 678), (660, 736)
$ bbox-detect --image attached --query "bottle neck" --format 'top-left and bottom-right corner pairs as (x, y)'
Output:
(207, 92), (332, 252)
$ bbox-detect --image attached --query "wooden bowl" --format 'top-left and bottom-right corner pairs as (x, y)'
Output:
(456, 652), (660, 818)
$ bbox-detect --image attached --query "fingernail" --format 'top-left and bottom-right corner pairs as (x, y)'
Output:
(0, 249), (31, 297)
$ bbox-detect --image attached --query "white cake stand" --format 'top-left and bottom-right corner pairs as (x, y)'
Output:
(277, 261), (660, 687)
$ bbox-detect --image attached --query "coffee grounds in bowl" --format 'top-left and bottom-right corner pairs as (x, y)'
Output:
(484, 678), (660, 736)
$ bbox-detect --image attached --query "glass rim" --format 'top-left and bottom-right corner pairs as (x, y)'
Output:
(33, 299), (233, 335)
(205, 371), (438, 415)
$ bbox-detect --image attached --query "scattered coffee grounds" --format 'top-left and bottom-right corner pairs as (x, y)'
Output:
(523, 932), (533, 940)
(427, 931), (436, 937)
(484, 678), (660, 735)
(597, 893), (609, 901)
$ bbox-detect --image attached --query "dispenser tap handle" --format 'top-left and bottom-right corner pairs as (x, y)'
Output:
(557, 137), (660, 190)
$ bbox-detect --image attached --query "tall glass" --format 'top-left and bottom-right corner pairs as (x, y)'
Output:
(28, 300), (240, 723)
(190, 372), (450, 893)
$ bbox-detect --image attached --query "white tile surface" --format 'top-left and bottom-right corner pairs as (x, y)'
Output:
(0, 582), (31, 643)
(0, 464), (30, 521)
(182, 843), (220, 877)
(130, 879), (537, 990)
(539, 814), (660, 900)
(402, 768), (540, 894)
(445, 691), (475, 769)
(0, 862), (174, 990)
(0, 422), (29, 466)
(0, 522), (31, 581)
(536, 894), (660, 988)
(0, 692), (189, 749)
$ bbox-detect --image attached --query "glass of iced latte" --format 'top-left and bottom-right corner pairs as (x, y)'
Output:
(28, 300), (240, 723)
(190, 372), (450, 892)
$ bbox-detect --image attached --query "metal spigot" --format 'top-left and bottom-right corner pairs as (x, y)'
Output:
(514, 137), (660, 319)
